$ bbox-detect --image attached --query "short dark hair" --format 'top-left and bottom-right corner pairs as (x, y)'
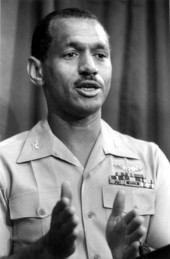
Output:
(31, 8), (100, 62)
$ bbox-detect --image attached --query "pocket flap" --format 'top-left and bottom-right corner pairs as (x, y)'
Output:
(9, 188), (60, 219)
(102, 185), (155, 215)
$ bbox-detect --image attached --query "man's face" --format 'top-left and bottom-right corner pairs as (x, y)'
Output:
(42, 17), (112, 119)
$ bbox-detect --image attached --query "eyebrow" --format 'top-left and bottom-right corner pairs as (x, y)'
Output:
(64, 41), (110, 52)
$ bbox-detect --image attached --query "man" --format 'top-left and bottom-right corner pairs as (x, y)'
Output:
(0, 8), (170, 259)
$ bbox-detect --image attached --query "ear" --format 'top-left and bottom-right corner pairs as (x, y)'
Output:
(27, 56), (44, 86)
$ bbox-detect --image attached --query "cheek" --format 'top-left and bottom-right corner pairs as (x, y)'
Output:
(103, 70), (112, 90)
(102, 68), (112, 99)
(44, 62), (66, 82)
(53, 65), (76, 88)
(100, 62), (112, 83)
(45, 69), (68, 92)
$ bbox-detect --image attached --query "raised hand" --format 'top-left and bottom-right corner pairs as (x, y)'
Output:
(106, 190), (146, 259)
(46, 181), (79, 258)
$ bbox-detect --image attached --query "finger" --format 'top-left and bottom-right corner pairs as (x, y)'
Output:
(52, 203), (76, 228)
(64, 236), (77, 256)
(64, 229), (79, 248)
(124, 209), (138, 225)
(52, 197), (70, 217)
(124, 241), (140, 259)
(61, 181), (73, 204)
(125, 226), (146, 245)
(126, 215), (144, 234)
(64, 242), (76, 256)
(58, 206), (78, 226)
(52, 199), (67, 216)
(111, 190), (125, 217)
(60, 215), (79, 236)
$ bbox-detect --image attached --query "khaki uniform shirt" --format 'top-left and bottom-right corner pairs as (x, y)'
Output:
(0, 119), (170, 258)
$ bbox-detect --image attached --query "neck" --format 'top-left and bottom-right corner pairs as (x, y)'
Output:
(48, 111), (102, 167)
(48, 110), (101, 142)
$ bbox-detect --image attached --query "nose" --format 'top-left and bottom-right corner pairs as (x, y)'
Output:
(78, 53), (98, 76)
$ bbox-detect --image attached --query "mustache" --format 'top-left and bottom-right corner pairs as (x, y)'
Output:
(74, 75), (102, 87)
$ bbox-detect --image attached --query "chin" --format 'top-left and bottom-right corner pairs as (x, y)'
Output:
(64, 98), (104, 119)
(73, 104), (102, 118)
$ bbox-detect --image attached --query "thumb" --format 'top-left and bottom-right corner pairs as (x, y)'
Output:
(111, 190), (125, 218)
(61, 181), (73, 204)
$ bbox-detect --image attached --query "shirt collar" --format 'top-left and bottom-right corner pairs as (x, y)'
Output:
(17, 119), (84, 167)
(17, 119), (139, 164)
(101, 120), (139, 159)
(17, 120), (54, 163)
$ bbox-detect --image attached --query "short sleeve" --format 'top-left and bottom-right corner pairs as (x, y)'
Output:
(146, 145), (170, 248)
(0, 172), (12, 256)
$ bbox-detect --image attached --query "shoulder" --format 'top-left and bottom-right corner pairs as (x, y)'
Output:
(101, 119), (159, 159)
(0, 120), (48, 161)
(0, 121), (47, 190)
(0, 120), (45, 162)
(0, 130), (30, 191)
(0, 130), (29, 160)
(101, 120), (170, 184)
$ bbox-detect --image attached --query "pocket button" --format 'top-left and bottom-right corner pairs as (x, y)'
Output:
(38, 208), (46, 216)
(88, 212), (95, 219)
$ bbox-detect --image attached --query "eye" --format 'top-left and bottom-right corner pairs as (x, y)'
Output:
(63, 51), (78, 59)
(95, 52), (107, 60)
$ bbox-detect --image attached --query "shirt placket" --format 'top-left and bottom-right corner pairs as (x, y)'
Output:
(80, 164), (112, 259)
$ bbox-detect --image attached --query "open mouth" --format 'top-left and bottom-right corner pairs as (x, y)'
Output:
(75, 80), (101, 97)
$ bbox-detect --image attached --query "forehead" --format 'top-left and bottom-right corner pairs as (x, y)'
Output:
(49, 17), (109, 49)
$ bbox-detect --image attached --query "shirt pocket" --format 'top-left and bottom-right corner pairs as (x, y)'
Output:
(9, 188), (60, 250)
(102, 185), (155, 219)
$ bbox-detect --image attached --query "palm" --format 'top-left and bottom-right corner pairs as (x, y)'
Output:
(106, 191), (145, 259)
(106, 214), (129, 258)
